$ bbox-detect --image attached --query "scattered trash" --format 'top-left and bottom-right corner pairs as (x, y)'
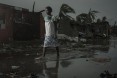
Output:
(26, 54), (30, 56)
(92, 57), (111, 63)
(11, 66), (20, 70)
(100, 70), (117, 78)
(9, 72), (19, 78)
(31, 73), (38, 78)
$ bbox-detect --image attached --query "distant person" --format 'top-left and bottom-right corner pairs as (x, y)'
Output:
(43, 6), (59, 57)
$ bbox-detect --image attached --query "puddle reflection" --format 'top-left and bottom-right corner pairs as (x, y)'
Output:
(0, 37), (117, 78)
(0, 56), (60, 78)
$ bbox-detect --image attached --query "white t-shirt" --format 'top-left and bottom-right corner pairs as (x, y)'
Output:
(44, 15), (56, 36)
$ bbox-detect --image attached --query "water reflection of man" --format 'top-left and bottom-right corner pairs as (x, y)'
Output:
(42, 59), (59, 78)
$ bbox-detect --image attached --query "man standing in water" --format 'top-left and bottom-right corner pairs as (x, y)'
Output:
(43, 6), (59, 57)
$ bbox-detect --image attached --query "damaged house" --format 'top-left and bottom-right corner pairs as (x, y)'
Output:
(0, 3), (45, 42)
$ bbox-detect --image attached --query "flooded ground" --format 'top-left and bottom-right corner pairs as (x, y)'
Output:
(0, 37), (117, 78)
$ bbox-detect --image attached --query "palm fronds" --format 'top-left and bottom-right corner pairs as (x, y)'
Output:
(59, 4), (75, 19)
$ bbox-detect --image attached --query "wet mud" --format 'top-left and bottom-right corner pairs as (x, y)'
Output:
(0, 37), (117, 78)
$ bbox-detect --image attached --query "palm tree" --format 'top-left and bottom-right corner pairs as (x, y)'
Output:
(76, 13), (89, 24)
(59, 4), (75, 19)
(75, 9), (99, 39)
(76, 9), (99, 25)
(88, 8), (99, 23)
(55, 4), (75, 37)
(55, 4), (75, 22)
(97, 18), (101, 23)
(101, 16), (110, 37)
(102, 16), (107, 22)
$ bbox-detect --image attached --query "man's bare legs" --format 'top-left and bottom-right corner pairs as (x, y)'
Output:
(43, 47), (59, 57)
(56, 47), (59, 57)
(43, 47), (46, 57)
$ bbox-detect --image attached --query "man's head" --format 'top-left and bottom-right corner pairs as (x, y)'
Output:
(45, 6), (52, 15)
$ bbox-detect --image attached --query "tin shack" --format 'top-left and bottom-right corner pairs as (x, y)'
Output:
(0, 3), (45, 42)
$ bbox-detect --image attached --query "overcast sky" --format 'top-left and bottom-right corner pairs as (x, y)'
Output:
(0, 0), (117, 25)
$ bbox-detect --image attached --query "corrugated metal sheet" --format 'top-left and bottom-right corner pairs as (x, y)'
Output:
(0, 3), (45, 42)
(0, 3), (14, 42)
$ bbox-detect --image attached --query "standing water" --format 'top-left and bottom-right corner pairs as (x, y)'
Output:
(0, 37), (117, 78)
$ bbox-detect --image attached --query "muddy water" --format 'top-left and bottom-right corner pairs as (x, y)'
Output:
(0, 37), (117, 78)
